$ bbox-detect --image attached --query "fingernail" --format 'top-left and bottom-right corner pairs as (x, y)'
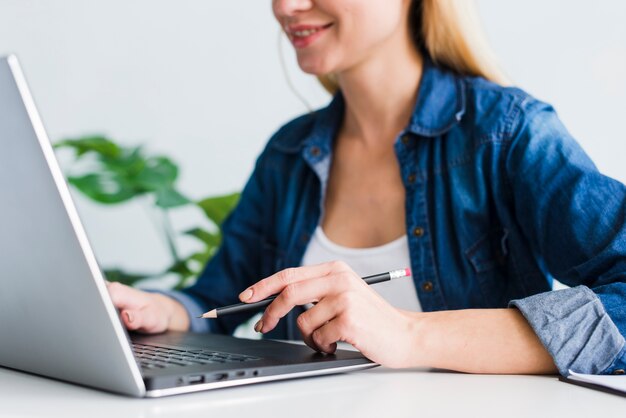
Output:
(125, 311), (133, 323)
(254, 320), (264, 333)
(239, 288), (253, 302)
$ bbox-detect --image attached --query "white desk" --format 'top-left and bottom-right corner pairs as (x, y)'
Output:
(0, 365), (623, 417)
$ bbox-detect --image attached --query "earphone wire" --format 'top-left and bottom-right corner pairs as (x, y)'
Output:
(277, 29), (314, 113)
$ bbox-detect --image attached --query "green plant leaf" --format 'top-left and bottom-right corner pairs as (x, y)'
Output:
(56, 134), (241, 291)
(101, 146), (146, 177)
(167, 260), (194, 277)
(155, 187), (191, 208)
(166, 260), (197, 290)
(54, 136), (122, 159)
(103, 268), (152, 287)
(183, 227), (222, 246)
(134, 157), (179, 191)
(68, 173), (137, 204)
(196, 192), (240, 227)
(188, 249), (215, 266)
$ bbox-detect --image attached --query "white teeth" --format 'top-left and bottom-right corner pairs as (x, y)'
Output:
(293, 29), (319, 37)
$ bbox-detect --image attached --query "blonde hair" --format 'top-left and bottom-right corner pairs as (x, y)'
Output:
(318, 0), (509, 94)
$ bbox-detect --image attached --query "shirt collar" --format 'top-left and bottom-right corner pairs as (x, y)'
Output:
(271, 58), (466, 155)
(407, 57), (467, 137)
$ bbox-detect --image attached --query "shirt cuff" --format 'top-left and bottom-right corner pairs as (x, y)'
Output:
(148, 289), (212, 334)
(509, 286), (626, 375)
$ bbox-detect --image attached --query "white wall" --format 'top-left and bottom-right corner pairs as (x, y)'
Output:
(479, 0), (626, 179)
(1, 1), (625, 282)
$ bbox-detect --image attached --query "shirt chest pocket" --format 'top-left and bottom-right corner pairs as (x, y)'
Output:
(464, 228), (514, 307)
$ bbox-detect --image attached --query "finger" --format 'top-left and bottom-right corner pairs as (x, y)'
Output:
(122, 309), (153, 332)
(121, 309), (141, 331)
(258, 275), (336, 333)
(312, 320), (343, 354)
(107, 282), (144, 311)
(121, 307), (165, 334)
(297, 298), (341, 351)
(241, 260), (351, 303)
(300, 329), (320, 353)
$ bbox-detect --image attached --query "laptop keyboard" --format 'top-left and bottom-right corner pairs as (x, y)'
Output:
(132, 343), (261, 370)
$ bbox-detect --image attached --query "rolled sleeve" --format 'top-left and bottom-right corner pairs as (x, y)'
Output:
(509, 286), (626, 375)
(149, 290), (212, 333)
(504, 99), (626, 375)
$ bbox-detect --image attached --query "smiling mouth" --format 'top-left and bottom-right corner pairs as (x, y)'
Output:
(286, 23), (334, 39)
(291, 23), (332, 38)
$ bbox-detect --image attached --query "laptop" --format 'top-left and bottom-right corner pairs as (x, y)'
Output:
(0, 54), (375, 397)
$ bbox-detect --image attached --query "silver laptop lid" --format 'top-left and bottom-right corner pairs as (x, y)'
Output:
(0, 55), (144, 397)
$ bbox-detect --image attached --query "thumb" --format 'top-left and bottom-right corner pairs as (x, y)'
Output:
(121, 309), (141, 331)
(106, 281), (144, 311)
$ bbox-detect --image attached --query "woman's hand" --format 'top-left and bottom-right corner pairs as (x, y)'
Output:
(106, 281), (190, 333)
(239, 261), (420, 368)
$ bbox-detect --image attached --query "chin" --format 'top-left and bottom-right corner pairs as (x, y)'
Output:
(296, 55), (335, 76)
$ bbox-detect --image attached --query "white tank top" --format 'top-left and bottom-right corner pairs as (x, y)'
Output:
(300, 226), (422, 312)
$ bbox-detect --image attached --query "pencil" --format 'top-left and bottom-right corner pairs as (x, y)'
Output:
(197, 268), (411, 319)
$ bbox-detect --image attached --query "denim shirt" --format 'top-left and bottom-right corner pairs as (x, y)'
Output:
(168, 59), (626, 376)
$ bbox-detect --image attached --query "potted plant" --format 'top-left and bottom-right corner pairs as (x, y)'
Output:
(54, 135), (240, 290)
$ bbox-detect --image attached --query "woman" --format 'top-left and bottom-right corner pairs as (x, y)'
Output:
(107, 0), (626, 375)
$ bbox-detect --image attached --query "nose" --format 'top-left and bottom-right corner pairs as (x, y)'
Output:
(272, 0), (314, 18)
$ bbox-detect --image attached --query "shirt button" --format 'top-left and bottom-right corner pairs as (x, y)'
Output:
(401, 134), (411, 145)
(612, 369), (625, 375)
(309, 146), (321, 157)
(413, 227), (424, 237)
(422, 281), (434, 292)
(407, 173), (417, 184)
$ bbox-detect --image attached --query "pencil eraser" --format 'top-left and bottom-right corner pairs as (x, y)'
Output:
(405, 268), (412, 277)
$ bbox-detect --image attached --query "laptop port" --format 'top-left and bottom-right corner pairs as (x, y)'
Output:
(188, 375), (205, 385)
(235, 371), (245, 377)
(214, 373), (228, 381)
